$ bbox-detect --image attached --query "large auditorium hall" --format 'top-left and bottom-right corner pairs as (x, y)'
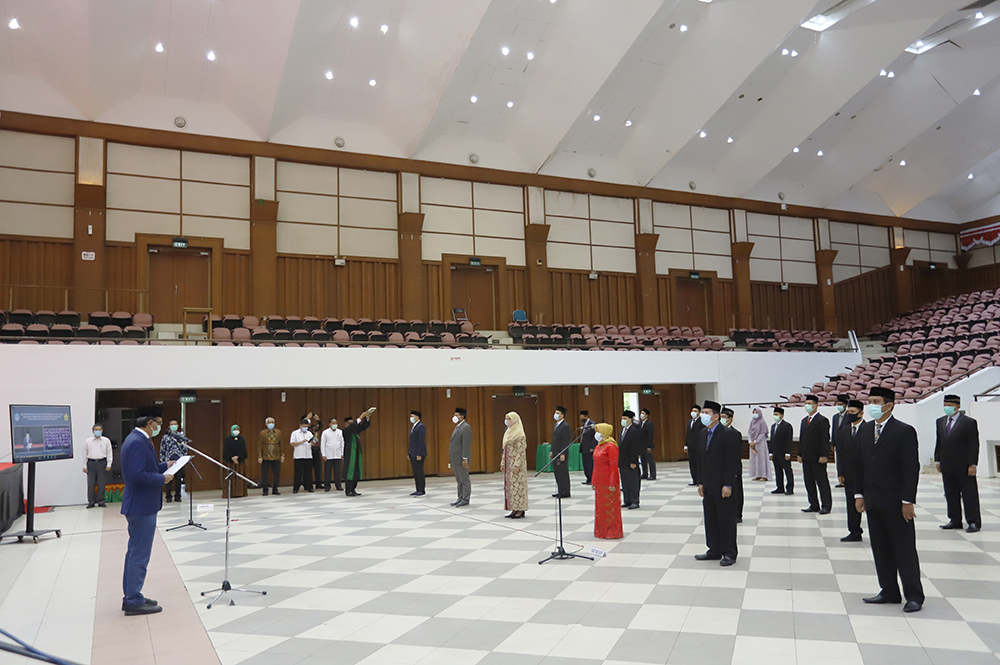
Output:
(2, 2), (1000, 664)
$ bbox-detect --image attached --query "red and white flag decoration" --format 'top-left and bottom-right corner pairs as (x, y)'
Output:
(960, 221), (1000, 251)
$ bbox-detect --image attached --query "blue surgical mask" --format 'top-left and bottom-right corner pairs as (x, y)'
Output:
(169, 424), (179, 432)
(804, 404), (815, 414)
(700, 413), (713, 427)
(150, 423), (161, 437)
(330, 424), (338, 431)
(267, 423), (275, 430)
(751, 412), (759, 420)
(943, 405), (957, 417)
(836, 405), (846, 413)
(301, 426), (309, 432)
(867, 404), (883, 420)
(93, 430), (102, 437)
(773, 415), (781, 423)
(720, 417), (731, 427)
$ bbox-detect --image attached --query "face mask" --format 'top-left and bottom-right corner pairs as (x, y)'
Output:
(232, 430), (240, 437)
(621, 419), (630, 428)
(594, 433), (603, 443)
(453, 415), (460, 424)
(943, 405), (957, 417)
(93, 430), (102, 437)
(700, 413), (713, 427)
(330, 424), (338, 430)
(301, 426), (309, 432)
(410, 416), (417, 424)
(867, 404), (883, 419)
(267, 423), (275, 430)
(639, 413), (647, 421)
(150, 423), (161, 437)
(836, 405), (846, 413)
(505, 420), (512, 428)
(554, 413), (562, 421)
(691, 411), (699, 419)
(846, 413), (859, 423)
(751, 412), (759, 420)
(720, 417), (731, 427)
(804, 404), (815, 414)
(773, 415), (781, 423)
(169, 424), (178, 432)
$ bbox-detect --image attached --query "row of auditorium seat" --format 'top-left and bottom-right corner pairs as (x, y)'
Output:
(508, 323), (708, 340)
(210, 327), (490, 348)
(0, 323), (148, 342)
(730, 328), (834, 350)
(204, 315), (476, 337)
(521, 333), (726, 350)
(871, 289), (1000, 336)
(0, 309), (152, 330)
(885, 320), (1000, 345)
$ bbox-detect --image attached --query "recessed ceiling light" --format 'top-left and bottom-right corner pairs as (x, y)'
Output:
(507, 101), (514, 108)
(325, 70), (334, 80)
(973, 88), (981, 96)
(976, 11), (985, 19)
(593, 114), (601, 121)
(968, 173), (975, 179)
(782, 48), (789, 55)
(790, 50), (798, 57)
(817, 150), (824, 156)
(207, 50), (216, 61)
(501, 46), (510, 56)
(625, 119), (632, 127)
(550, 0), (557, 3)
(349, 17), (359, 28)
(380, 24), (389, 34)
(8, 18), (19, 30)
(679, 24), (688, 32)
(369, 79), (377, 86)
(470, 95), (478, 103)
(793, 147), (800, 153)
(155, 42), (164, 53)
(899, 160), (906, 166)
(887, 71), (895, 78)
(527, 52), (534, 60)
(880, 69), (887, 76)
(698, 130), (707, 138)
(727, 137), (734, 143)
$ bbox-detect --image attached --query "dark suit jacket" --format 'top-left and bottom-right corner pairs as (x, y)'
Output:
(854, 416), (920, 510)
(798, 413), (831, 463)
(835, 418), (863, 484)
(831, 411), (846, 440)
(121, 428), (168, 516)
(934, 413), (979, 474)
(619, 424), (640, 468)
(696, 424), (741, 490)
(552, 420), (571, 458)
(639, 419), (655, 452)
(769, 420), (793, 459)
(581, 419), (597, 454)
(408, 421), (426, 458)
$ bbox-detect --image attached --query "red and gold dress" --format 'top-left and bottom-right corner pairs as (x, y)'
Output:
(593, 442), (623, 539)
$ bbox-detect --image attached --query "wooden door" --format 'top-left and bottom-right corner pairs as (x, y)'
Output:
(147, 247), (212, 323)
(674, 278), (709, 330)
(451, 266), (497, 329)
(491, 394), (541, 472)
(184, 400), (224, 490)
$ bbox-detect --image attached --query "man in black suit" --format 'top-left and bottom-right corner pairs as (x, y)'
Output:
(638, 408), (656, 481)
(694, 400), (741, 566)
(769, 407), (794, 495)
(832, 394), (850, 488)
(798, 394), (832, 514)
(835, 400), (865, 542)
(720, 407), (744, 523)
(580, 411), (597, 486)
(856, 386), (924, 613)
(619, 410), (641, 509)
(550, 406), (572, 499)
(684, 404), (704, 486)
(934, 394), (981, 533)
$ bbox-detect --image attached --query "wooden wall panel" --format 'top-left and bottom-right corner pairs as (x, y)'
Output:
(716, 279), (736, 333)
(961, 263), (1000, 295)
(506, 266), (528, 317)
(104, 243), (139, 313)
(0, 236), (74, 311)
(834, 267), (896, 336)
(750, 282), (821, 331)
(222, 250), (252, 316)
(549, 270), (637, 325)
(276, 255), (400, 320)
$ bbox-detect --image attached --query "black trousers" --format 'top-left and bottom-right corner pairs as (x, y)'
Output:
(308, 447), (322, 489)
(620, 465), (641, 506)
(582, 446), (595, 483)
(703, 489), (738, 559)
(687, 452), (698, 484)
(866, 503), (924, 603)
(410, 457), (425, 493)
(293, 458), (313, 491)
(640, 449), (656, 480)
(86, 458), (108, 506)
(773, 455), (793, 492)
(165, 466), (185, 500)
(844, 483), (863, 536)
(553, 456), (571, 497)
(345, 479), (358, 495)
(733, 474), (744, 520)
(324, 458), (343, 491)
(260, 459), (281, 492)
(802, 461), (831, 510)
(942, 471), (982, 526)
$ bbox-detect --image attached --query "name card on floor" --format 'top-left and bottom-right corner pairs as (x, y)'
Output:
(590, 547), (607, 558)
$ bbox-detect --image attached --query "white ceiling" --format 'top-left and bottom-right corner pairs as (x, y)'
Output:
(1, 0), (999, 224)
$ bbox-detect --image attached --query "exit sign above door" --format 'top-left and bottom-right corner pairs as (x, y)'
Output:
(469, 257), (482, 267)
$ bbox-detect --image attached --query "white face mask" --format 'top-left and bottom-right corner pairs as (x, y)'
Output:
(594, 433), (603, 443)
(621, 418), (630, 428)
(751, 412), (759, 419)
(553, 413), (562, 421)
(639, 413), (647, 421)
(453, 415), (460, 424)
(410, 416), (417, 424)
(233, 430), (240, 437)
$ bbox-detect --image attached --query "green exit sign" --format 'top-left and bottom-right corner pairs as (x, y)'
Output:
(172, 237), (188, 248)
(179, 393), (197, 404)
(469, 257), (482, 267)
(640, 385), (653, 395)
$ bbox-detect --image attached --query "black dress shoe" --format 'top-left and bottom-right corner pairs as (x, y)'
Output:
(819, 509), (831, 515)
(325, 488), (331, 492)
(940, 522), (962, 530)
(627, 504), (639, 510)
(863, 593), (902, 604)
(903, 600), (922, 613)
(770, 489), (785, 494)
(720, 556), (736, 567)
(272, 490), (281, 495)
(966, 524), (980, 533)
(802, 507), (819, 513)
(124, 603), (163, 616)
(98, 503), (106, 507)
(834, 483), (844, 488)
(122, 598), (157, 610)
(695, 552), (721, 561)
(511, 512), (525, 519)
(688, 482), (698, 487)
(736, 517), (743, 523)
(450, 500), (461, 506)
(581, 480), (591, 485)
(784, 490), (794, 495)
(86, 505), (95, 509)
(455, 500), (469, 507)
(621, 503), (629, 508)
(840, 534), (863, 542)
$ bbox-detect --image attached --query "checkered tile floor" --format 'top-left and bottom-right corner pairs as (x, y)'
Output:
(158, 464), (1000, 665)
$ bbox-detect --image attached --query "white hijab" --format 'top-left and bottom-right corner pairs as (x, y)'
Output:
(502, 411), (526, 447)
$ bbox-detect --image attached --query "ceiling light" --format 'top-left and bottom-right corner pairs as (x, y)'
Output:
(550, 0), (557, 3)
(155, 42), (164, 53)
(880, 69), (887, 76)
(817, 150), (824, 156)
(527, 52), (534, 60)
(791, 50), (798, 57)
(207, 50), (216, 61)
(782, 48), (789, 56)
(899, 160), (906, 166)
(973, 88), (981, 96)
(801, 0), (877, 32)
(325, 70), (334, 80)
(507, 101), (514, 108)
(470, 95), (478, 103)
(380, 24), (389, 34)
(968, 173), (975, 180)
(698, 130), (707, 138)
(349, 17), (359, 28)
(887, 71), (895, 78)
(976, 11), (985, 19)
(793, 147), (800, 153)
(907, 13), (999, 54)
(679, 24), (688, 32)
(8, 18), (19, 30)
(727, 137), (734, 143)
(501, 46), (509, 56)
(593, 114), (601, 121)
(625, 119), (632, 127)
(369, 79), (377, 86)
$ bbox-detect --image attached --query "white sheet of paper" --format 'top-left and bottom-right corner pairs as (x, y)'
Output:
(165, 455), (192, 476)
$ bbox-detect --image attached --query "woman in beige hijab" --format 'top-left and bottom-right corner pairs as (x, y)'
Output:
(501, 411), (528, 519)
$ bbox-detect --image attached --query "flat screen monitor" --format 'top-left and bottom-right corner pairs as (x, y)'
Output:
(9, 405), (74, 463)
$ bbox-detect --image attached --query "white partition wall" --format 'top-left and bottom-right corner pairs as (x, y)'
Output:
(0, 130), (75, 239)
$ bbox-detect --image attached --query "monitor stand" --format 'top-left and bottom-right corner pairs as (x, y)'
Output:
(0, 462), (61, 544)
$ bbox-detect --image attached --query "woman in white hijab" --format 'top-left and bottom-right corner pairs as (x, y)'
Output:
(501, 411), (528, 519)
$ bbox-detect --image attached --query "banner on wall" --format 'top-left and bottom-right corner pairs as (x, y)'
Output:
(960, 221), (1000, 251)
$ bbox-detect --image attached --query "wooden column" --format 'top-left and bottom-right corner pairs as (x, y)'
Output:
(635, 233), (660, 326)
(73, 184), (107, 314)
(524, 224), (552, 324)
(890, 247), (913, 314)
(814, 249), (839, 333)
(954, 251), (973, 293)
(730, 242), (754, 329)
(250, 199), (278, 315)
(398, 212), (426, 320)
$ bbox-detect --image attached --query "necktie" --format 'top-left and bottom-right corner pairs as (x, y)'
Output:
(946, 417), (953, 435)
(852, 426), (858, 440)
(807, 415), (813, 426)
(874, 422), (883, 445)
(706, 428), (714, 450)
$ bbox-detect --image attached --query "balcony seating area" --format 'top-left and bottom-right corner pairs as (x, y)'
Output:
(0, 310), (153, 343)
(729, 328), (835, 351)
(507, 322), (727, 350)
(871, 289), (1000, 338)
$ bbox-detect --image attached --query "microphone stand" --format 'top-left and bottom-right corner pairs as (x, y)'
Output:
(182, 443), (266, 608)
(167, 456), (205, 532)
(535, 426), (593, 565)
